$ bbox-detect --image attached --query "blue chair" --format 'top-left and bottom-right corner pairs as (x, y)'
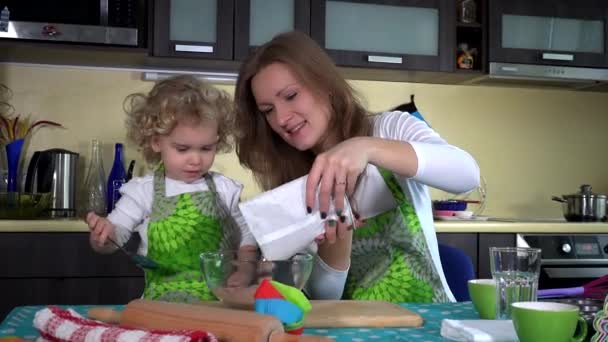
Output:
(438, 243), (475, 302)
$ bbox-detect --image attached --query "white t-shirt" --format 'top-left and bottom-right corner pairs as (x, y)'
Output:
(107, 171), (255, 256)
(306, 111), (480, 301)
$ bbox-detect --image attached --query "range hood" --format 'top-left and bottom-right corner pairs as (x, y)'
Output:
(466, 62), (608, 91)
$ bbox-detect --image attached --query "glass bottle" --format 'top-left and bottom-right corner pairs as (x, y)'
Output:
(0, 7), (9, 32)
(458, 0), (477, 24)
(82, 139), (106, 216)
(107, 143), (126, 212)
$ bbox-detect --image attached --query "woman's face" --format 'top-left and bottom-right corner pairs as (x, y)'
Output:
(251, 62), (332, 152)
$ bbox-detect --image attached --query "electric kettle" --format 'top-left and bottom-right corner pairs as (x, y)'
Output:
(24, 149), (79, 218)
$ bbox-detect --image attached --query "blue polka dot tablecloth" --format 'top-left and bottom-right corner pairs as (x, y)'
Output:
(0, 302), (478, 341)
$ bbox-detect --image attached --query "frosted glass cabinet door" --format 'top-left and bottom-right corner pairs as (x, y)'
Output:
(311, 0), (452, 71)
(153, 0), (235, 59)
(490, 0), (608, 68)
(235, 0), (311, 60)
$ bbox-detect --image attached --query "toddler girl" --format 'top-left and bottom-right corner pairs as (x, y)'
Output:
(86, 75), (257, 302)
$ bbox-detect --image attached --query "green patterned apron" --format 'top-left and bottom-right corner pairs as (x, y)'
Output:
(143, 168), (239, 302)
(344, 169), (450, 303)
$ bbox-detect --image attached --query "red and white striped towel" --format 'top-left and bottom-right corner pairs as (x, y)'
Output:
(33, 306), (217, 342)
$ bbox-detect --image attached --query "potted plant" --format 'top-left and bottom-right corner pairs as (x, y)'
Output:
(0, 85), (64, 192)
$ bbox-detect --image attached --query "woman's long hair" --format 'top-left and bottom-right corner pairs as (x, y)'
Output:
(234, 31), (370, 190)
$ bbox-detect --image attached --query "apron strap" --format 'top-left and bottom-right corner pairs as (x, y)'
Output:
(204, 172), (242, 249)
(377, 167), (408, 205)
(151, 165), (166, 209)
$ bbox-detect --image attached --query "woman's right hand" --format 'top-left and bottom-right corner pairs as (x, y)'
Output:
(86, 212), (116, 248)
(315, 215), (366, 245)
(305, 137), (370, 222)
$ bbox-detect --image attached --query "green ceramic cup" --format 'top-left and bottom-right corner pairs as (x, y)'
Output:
(512, 302), (587, 342)
(468, 279), (496, 319)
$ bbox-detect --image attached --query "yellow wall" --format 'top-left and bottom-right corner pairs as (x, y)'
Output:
(2, 63), (608, 219)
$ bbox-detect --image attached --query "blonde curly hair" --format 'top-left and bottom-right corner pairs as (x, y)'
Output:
(124, 75), (234, 165)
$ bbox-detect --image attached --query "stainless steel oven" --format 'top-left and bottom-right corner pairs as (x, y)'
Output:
(517, 233), (608, 289)
(0, 0), (147, 47)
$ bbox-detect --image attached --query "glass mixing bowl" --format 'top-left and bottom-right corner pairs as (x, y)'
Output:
(200, 250), (313, 308)
(0, 192), (52, 219)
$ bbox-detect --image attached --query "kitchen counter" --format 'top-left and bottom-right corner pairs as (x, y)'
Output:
(434, 219), (608, 233)
(1, 218), (608, 233)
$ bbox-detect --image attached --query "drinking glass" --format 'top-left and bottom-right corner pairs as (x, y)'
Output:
(490, 247), (542, 319)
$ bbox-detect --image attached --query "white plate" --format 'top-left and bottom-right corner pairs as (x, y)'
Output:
(434, 215), (490, 221)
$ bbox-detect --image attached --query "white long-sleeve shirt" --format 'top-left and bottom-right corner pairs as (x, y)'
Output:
(305, 111), (480, 301)
(107, 171), (256, 256)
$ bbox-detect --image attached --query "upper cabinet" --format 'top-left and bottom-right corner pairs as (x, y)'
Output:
(234, 0), (310, 60)
(152, 0), (235, 60)
(456, 0), (487, 73)
(310, 0), (453, 71)
(152, 0), (310, 61)
(489, 0), (608, 68)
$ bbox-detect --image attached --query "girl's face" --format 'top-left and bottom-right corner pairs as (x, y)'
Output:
(251, 62), (333, 152)
(151, 119), (219, 183)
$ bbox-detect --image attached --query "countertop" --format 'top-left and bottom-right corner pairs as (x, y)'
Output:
(1, 218), (608, 233)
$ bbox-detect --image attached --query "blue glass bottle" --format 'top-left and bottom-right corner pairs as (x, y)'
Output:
(107, 143), (126, 212)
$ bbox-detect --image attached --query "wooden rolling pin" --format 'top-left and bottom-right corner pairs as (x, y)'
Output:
(88, 299), (331, 342)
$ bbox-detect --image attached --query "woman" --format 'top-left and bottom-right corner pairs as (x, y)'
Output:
(234, 31), (480, 302)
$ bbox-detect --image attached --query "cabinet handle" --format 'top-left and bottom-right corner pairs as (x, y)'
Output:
(367, 55), (403, 64)
(500, 66), (519, 72)
(175, 44), (214, 53)
(542, 53), (574, 62)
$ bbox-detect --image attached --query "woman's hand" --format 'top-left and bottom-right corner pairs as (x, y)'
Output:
(306, 137), (370, 220)
(315, 214), (366, 245)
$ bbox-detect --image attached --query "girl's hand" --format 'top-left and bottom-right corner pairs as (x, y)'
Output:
(306, 137), (370, 220)
(86, 212), (116, 248)
(227, 268), (255, 287)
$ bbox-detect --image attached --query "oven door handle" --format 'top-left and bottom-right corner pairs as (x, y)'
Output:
(543, 267), (608, 279)
(542, 259), (608, 266)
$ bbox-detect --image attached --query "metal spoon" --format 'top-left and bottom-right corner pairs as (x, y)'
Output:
(106, 236), (159, 269)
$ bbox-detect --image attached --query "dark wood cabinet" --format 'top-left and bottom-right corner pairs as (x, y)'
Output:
(438, 233), (479, 276)
(456, 0), (488, 73)
(310, 0), (454, 71)
(438, 233), (516, 279)
(153, 0), (312, 61)
(478, 233), (516, 279)
(234, 0), (311, 60)
(489, 0), (608, 68)
(1, 0), (493, 84)
(152, 0), (235, 60)
(0, 233), (144, 320)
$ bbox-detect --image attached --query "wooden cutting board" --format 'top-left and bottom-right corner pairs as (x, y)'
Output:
(196, 300), (423, 328)
(306, 300), (423, 328)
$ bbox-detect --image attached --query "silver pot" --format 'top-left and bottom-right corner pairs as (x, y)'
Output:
(552, 184), (607, 222)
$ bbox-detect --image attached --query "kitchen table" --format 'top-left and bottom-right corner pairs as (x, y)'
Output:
(0, 302), (477, 341)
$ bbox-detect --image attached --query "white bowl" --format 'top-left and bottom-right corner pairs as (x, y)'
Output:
(454, 210), (474, 219)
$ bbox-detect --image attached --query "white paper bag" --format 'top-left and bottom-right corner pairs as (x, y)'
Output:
(239, 166), (399, 260)
(351, 165), (397, 219)
(239, 175), (353, 260)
